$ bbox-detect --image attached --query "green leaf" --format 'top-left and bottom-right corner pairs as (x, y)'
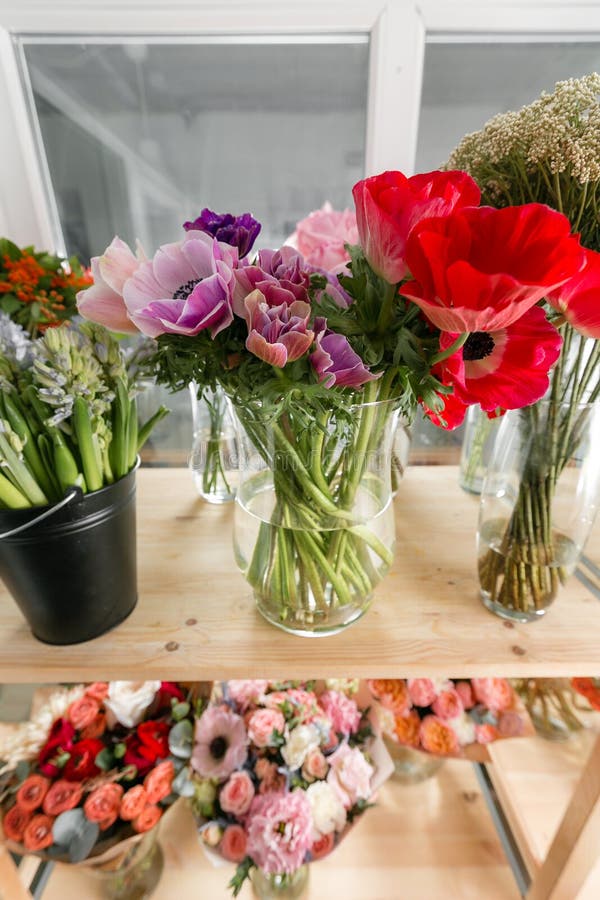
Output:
(169, 719), (193, 759)
(0, 295), (21, 314)
(172, 701), (191, 722)
(228, 858), (255, 897)
(0, 238), (22, 261)
(94, 748), (114, 771)
(113, 742), (127, 759)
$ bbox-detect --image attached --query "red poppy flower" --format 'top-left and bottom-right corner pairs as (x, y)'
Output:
(137, 720), (170, 763)
(38, 718), (76, 777)
(420, 388), (469, 430)
(435, 306), (562, 412)
(352, 169), (480, 284)
(124, 735), (154, 777)
(156, 682), (185, 711)
(401, 204), (585, 333)
(62, 738), (104, 781)
(547, 247), (600, 339)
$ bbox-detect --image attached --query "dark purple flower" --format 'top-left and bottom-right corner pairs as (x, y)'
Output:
(310, 318), (380, 388)
(244, 290), (314, 367)
(183, 209), (261, 258)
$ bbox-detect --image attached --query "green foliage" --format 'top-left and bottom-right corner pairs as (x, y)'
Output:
(229, 857), (256, 897)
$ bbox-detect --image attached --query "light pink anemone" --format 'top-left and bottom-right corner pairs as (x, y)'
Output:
(192, 706), (248, 782)
(77, 236), (146, 333)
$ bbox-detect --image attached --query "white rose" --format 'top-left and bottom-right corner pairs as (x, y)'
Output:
(373, 702), (396, 739)
(448, 713), (476, 746)
(281, 724), (320, 770)
(306, 780), (347, 838)
(104, 681), (161, 728)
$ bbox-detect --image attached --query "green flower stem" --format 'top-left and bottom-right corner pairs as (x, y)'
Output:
(137, 405), (169, 452)
(73, 396), (103, 492)
(50, 428), (85, 494)
(127, 397), (138, 469)
(430, 333), (468, 366)
(0, 470), (30, 508)
(1, 393), (54, 500)
(0, 428), (48, 507)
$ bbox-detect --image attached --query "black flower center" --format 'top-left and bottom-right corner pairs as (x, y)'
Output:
(463, 332), (495, 361)
(173, 279), (199, 300)
(209, 736), (228, 759)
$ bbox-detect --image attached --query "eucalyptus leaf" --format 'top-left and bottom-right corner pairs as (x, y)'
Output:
(169, 719), (193, 759)
(172, 701), (191, 721)
(52, 809), (101, 862)
(94, 748), (114, 771)
(172, 765), (195, 798)
(15, 759), (30, 781)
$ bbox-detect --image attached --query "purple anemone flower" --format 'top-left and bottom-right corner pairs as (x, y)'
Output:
(244, 290), (314, 367)
(183, 208), (261, 258)
(310, 318), (380, 388)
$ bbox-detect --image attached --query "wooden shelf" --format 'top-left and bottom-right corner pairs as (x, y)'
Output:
(0, 466), (598, 682)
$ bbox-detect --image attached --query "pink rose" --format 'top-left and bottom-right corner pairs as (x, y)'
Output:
(248, 708), (285, 748)
(432, 689), (463, 720)
(476, 724), (500, 744)
(227, 680), (269, 712)
(407, 679), (438, 708)
(318, 690), (361, 736)
(220, 824), (248, 863)
(67, 695), (101, 731)
(219, 770), (255, 817)
(311, 831), (335, 860)
(246, 790), (312, 875)
(291, 203), (358, 274)
(326, 744), (373, 809)
(472, 679), (514, 713)
(455, 682), (475, 710)
(302, 748), (328, 782)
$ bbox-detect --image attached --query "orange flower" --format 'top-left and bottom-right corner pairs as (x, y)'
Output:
(23, 814), (54, 851)
(394, 710), (421, 748)
(16, 775), (51, 813)
(67, 695), (101, 731)
(85, 683), (109, 702)
(84, 783), (124, 824)
(132, 804), (162, 834)
(3, 804), (32, 842)
(419, 715), (459, 756)
(120, 785), (149, 821)
(144, 760), (174, 805)
(80, 712), (107, 740)
(368, 679), (411, 715)
(43, 779), (83, 816)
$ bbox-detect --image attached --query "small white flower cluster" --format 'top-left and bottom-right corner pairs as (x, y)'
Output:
(448, 73), (600, 186)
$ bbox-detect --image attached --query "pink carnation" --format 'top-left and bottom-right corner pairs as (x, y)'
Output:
(219, 770), (255, 817)
(227, 680), (269, 712)
(246, 790), (313, 875)
(472, 679), (514, 713)
(407, 678), (438, 708)
(326, 744), (373, 809)
(291, 203), (358, 275)
(432, 689), (463, 720)
(248, 708), (285, 748)
(318, 690), (361, 736)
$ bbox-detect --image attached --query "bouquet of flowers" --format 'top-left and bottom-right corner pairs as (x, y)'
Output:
(76, 167), (590, 634)
(0, 238), (91, 336)
(0, 681), (199, 867)
(368, 678), (532, 760)
(448, 73), (600, 619)
(189, 679), (393, 896)
(0, 316), (167, 508)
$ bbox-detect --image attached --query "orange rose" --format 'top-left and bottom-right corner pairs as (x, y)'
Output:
(23, 814), (55, 851)
(3, 804), (32, 842)
(132, 804), (162, 834)
(419, 715), (459, 756)
(311, 831), (335, 860)
(16, 775), (51, 813)
(85, 682), (109, 702)
(84, 783), (124, 824)
(368, 680), (411, 715)
(394, 710), (421, 748)
(143, 760), (174, 805)
(80, 713), (107, 740)
(67, 695), (100, 730)
(43, 779), (83, 816)
(120, 785), (149, 821)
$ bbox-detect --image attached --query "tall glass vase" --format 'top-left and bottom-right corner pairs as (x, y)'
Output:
(459, 406), (501, 495)
(189, 383), (237, 503)
(232, 381), (399, 636)
(478, 399), (600, 621)
(87, 829), (164, 899)
(250, 865), (309, 899)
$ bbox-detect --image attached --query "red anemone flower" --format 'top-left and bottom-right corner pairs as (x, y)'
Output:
(547, 247), (600, 339)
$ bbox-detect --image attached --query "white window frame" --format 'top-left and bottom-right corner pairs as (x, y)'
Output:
(1, 0), (600, 250)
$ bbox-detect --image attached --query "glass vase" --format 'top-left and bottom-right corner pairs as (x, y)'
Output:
(512, 678), (586, 742)
(391, 416), (412, 496)
(87, 829), (164, 899)
(383, 736), (444, 784)
(459, 406), (501, 495)
(232, 383), (399, 636)
(189, 383), (238, 503)
(478, 400), (600, 622)
(251, 865), (309, 900)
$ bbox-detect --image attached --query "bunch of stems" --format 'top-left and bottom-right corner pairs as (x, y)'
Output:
(513, 678), (589, 737)
(478, 324), (600, 615)
(195, 385), (234, 498)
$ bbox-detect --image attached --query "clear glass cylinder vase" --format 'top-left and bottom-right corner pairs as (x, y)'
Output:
(232, 391), (399, 636)
(250, 865), (309, 899)
(459, 406), (501, 495)
(87, 828), (164, 899)
(189, 383), (238, 503)
(478, 400), (600, 622)
(391, 416), (412, 496)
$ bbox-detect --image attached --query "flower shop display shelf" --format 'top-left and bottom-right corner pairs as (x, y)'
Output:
(0, 465), (599, 683)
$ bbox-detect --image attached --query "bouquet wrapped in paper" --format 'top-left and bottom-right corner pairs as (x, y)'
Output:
(190, 679), (393, 896)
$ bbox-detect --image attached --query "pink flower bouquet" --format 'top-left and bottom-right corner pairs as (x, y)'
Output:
(367, 678), (533, 760)
(190, 680), (393, 896)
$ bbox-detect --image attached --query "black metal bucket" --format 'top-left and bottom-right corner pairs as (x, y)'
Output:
(0, 465), (138, 644)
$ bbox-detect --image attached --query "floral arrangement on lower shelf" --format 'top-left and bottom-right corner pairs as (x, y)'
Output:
(367, 678), (533, 759)
(0, 681), (200, 866)
(190, 679), (393, 896)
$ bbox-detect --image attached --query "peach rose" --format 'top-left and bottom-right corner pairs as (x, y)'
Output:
(394, 710), (421, 748)
(419, 715), (459, 756)
(3, 804), (32, 842)
(43, 779), (83, 816)
(132, 804), (162, 834)
(84, 783), (124, 824)
(472, 678), (514, 713)
(432, 689), (463, 720)
(475, 723), (500, 744)
(16, 775), (50, 813)
(220, 770), (255, 817)
(368, 680), (411, 715)
(220, 824), (248, 863)
(144, 760), (174, 805)
(81, 713), (107, 740)
(85, 682), (109, 701)
(23, 814), (54, 851)
(255, 758), (285, 795)
(120, 785), (149, 821)
(248, 708), (285, 748)
(67, 695), (101, 730)
(455, 681), (475, 710)
(407, 678), (438, 708)
(302, 748), (328, 781)
(311, 831), (335, 860)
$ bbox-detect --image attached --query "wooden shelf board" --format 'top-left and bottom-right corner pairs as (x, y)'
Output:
(0, 466), (598, 682)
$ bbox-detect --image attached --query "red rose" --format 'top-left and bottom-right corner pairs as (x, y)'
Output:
(124, 735), (154, 777)
(43, 779), (83, 816)
(62, 738), (104, 781)
(137, 721), (170, 763)
(23, 814), (55, 852)
(352, 169), (480, 284)
(16, 775), (51, 813)
(155, 682), (185, 711)
(38, 718), (76, 777)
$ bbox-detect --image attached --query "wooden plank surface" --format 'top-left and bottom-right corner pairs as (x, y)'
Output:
(0, 466), (598, 682)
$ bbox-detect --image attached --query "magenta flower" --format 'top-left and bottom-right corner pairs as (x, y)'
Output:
(77, 236), (146, 333)
(192, 706), (248, 782)
(244, 290), (314, 367)
(246, 790), (313, 875)
(233, 246), (311, 315)
(183, 208), (261, 258)
(123, 230), (238, 338)
(310, 319), (379, 388)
